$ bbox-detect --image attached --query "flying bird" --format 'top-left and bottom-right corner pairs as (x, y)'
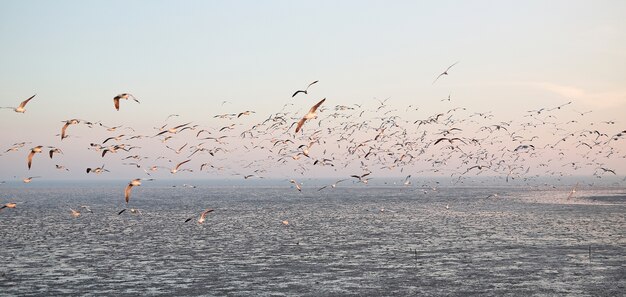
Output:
(290, 179), (302, 192)
(432, 62), (459, 85)
(170, 159), (192, 174)
(567, 183), (578, 200)
(1, 202), (17, 210)
(351, 172), (371, 184)
(27, 146), (43, 169)
(60, 119), (80, 140)
(86, 165), (109, 174)
(23, 176), (41, 183)
(70, 208), (81, 218)
(185, 208), (214, 224)
(49, 147), (63, 159)
(124, 178), (142, 204)
(1, 94), (36, 113)
(292, 80), (319, 97)
(113, 93), (139, 111)
(295, 98), (326, 133)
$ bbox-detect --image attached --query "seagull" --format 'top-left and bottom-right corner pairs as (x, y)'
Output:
(567, 183), (578, 200)
(113, 93), (139, 111)
(292, 80), (319, 97)
(55, 165), (70, 171)
(70, 208), (81, 218)
(124, 178), (142, 204)
(170, 159), (191, 174)
(351, 172), (371, 184)
(403, 175), (412, 186)
(295, 98), (326, 133)
(1, 94), (36, 113)
(433, 137), (466, 145)
(185, 208), (214, 224)
(23, 176), (41, 183)
(237, 110), (255, 118)
(289, 179), (302, 192)
(27, 145), (43, 169)
(432, 62), (459, 85)
(86, 165), (109, 174)
(317, 179), (347, 191)
(49, 147), (63, 159)
(60, 119), (80, 140)
(118, 208), (142, 215)
(1, 202), (17, 210)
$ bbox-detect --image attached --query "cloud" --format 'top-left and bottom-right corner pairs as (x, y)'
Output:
(518, 81), (626, 109)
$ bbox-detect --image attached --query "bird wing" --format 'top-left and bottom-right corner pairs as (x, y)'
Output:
(27, 151), (35, 169)
(295, 117), (307, 133)
(129, 94), (139, 103)
(432, 73), (445, 85)
(309, 98), (326, 114)
(434, 138), (448, 145)
(200, 209), (214, 218)
(61, 122), (70, 139)
(445, 61), (459, 72)
(306, 80), (319, 89)
(124, 184), (133, 204)
(18, 94), (36, 109)
(175, 159), (191, 170)
(292, 90), (305, 97)
(113, 98), (120, 111)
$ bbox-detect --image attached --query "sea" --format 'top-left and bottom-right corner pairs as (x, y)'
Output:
(1, 180), (624, 296)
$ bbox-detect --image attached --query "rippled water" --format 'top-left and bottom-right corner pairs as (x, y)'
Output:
(1, 185), (624, 296)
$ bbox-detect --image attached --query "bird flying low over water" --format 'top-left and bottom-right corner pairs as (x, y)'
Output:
(292, 80), (319, 97)
(290, 179), (302, 192)
(1, 202), (17, 210)
(113, 93), (139, 111)
(124, 178), (142, 204)
(23, 176), (41, 183)
(1, 94), (36, 113)
(295, 98), (326, 133)
(185, 208), (214, 224)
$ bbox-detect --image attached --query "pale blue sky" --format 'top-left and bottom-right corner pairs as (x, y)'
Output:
(1, 1), (625, 181)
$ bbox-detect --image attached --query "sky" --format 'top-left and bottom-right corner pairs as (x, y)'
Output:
(0, 1), (625, 183)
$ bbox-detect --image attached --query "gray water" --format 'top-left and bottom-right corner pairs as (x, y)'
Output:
(0, 185), (624, 296)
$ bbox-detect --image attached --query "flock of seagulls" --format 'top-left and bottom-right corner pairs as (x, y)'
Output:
(1, 63), (625, 221)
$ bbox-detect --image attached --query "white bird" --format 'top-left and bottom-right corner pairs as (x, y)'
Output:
(170, 159), (191, 174)
(60, 119), (80, 140)
(185, 209), (214, 224)
(27, 146), (43, 169)
(124, 178), (142, 204)
(23, 176), (41, 183)
(567, 183), (579, 200)
(295, 98), (326, 133)
(290, 179), (302, 192)
(113, 93), (139, 111)
(1, 202), (18, 210)
(1, 94), (36, 113)
(86, 165), (109, 174)
(70, 208), (81, 218)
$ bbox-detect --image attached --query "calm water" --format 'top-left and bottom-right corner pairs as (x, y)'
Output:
(1, 185), (624, 296)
